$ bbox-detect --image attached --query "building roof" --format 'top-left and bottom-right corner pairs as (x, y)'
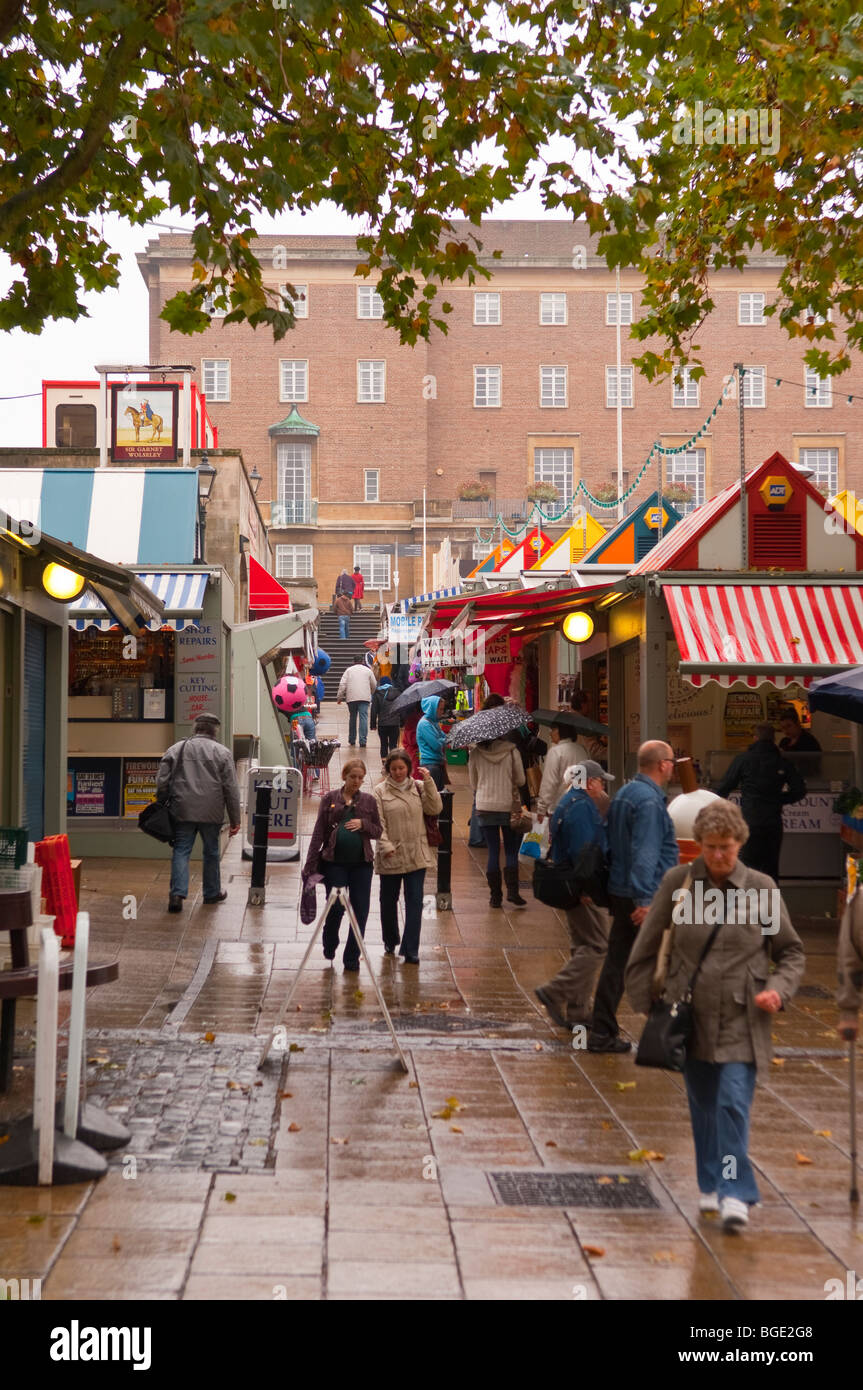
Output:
(268, 405), (320, 437)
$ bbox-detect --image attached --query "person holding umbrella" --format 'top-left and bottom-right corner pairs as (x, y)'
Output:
(449, 701), (533, 908)
(386, 678), (457, 777)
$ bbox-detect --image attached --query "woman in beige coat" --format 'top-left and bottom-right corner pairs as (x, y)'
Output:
(374, 749), (443, 963)
(625, 800), (804, 1233)
(469, 738), (526, 908)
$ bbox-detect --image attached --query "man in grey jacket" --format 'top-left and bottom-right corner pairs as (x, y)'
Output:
(157, 713), (241, 913)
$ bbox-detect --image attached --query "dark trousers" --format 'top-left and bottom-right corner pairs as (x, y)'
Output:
(482, 824), (521, 871)
(379, 724), (399, 757)
(740, 821), (782, 883)
(322, 861), (373, 967)
(423, 762), (446, 790)
(590, 894), (639, 1040)
(380, 868), (426, 956)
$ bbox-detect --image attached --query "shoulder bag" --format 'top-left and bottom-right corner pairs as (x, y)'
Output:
(138, 740), (187, 846)
(635, 884), (722, 1073)
(414, 779), (442, 846)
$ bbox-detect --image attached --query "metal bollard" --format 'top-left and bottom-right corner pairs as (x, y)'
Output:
(248, 783), (272, 907)
(436, 788), (453, 911)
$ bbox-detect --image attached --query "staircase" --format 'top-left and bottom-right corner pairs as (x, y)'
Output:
(316, 607), (383, 700)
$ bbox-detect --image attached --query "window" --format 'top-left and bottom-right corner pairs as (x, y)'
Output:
(741, 365), (765, 408)
(804, 307), (832, 326)
(276, 441), (311, 524)
(364, 469), (380, 502)
(672, 369), (699, 408)
(540, 365), (567, 408)
(540, 293), (567, 325)
(472, 541), (495, 562)
(357, 286), (384, 319)
(202, 359), (230, 401)
(279, 360), (308, 402)
(279, 283), (308, 318)
(54, 404), (96, 447)
(606, 366), (633, 408)
(474, 365), (501, 408)
(357, 359), (386, 402)
(606, 292), (633, 325)
(474, 292), (501, 325)
(275, 545), (313, 579)
(354, 544), (391, 589)
(666, 449), (706, 512)
(739, 293), (765, 325)
(799, 447), (839, 495)
(534, 447), (573, 505)
(202, 292), (227, 317)
(804, 368), (832, 408)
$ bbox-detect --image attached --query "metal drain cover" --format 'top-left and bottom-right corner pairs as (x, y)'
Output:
(488, 1170), (660, 1209)
(774, 1046), (847, 1059)
(370, 1014), (519, 1034)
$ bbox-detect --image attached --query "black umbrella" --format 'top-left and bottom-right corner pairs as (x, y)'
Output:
(531, 707), (609, 737)
(446, 704), (531, 748)
(809, 667), (863, 725)
(388, 678), (457, 716)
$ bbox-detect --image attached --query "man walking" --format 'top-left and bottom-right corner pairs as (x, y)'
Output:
(535, 761), (615, 1032)
(337, 657), (377, 747)
(334, 590), (352, 640)
(716, 722), (806, 882)
(352, 564), (365, 611)
(587, 740), (679, 1053)
(157, 712), (241, 914)
(370, 675), (400, 756)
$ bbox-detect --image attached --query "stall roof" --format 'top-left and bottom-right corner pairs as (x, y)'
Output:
(70, 571), (206, 631)
(428, 581), (611, 630)
(582, 492), (683, 566)
(248, 555), (292, 616)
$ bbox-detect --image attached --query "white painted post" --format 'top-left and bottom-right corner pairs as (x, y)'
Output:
(64, 912), (89, 1139)
(34, 928), (60, 1185)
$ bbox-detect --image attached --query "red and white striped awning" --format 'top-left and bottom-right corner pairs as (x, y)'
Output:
(664, 584), (863, 688)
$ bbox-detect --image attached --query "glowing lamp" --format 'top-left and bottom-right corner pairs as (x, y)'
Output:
(42, 562), (85, 601)
(562, 610), (594, 644)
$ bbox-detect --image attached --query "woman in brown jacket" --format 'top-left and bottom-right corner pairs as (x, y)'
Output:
(303, 759), (382, 972)
(625, 800), (805, 1233)
(373, 750), (443, 963)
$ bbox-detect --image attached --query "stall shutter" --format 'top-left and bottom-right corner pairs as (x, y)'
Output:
(23, 619), (46, 840)
(751, 514), (804, 569)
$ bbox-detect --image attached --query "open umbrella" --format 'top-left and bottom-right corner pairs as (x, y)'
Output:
(531, 707), (609, 737)
(809, 667), (863, 724)
(446, 704), (531, 748)
(388, 678), (457, 716)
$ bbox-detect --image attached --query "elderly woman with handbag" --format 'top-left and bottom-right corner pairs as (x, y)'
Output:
(625, 800), (805, 1233)
(373, 750), (443, 963)
(469, 736), (527, 908)
(302, 759), (382, 972)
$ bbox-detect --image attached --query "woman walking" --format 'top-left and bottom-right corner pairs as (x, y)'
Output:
(625, 801), (804, 1232)
(373, 750), (442, 963)
(469, 735), (526, 908)
(303, 759), (381, 972)
(416, 695), (448, 789)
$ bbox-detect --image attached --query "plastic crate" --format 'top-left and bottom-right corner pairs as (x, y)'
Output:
(445, 748), (469, 766)
(0, 826), (28, 869)
(34, 835), (78, 944)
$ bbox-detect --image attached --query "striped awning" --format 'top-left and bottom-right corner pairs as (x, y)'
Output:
(70, 572), (208, 632)
(404, 585), (461, 611)
(664, 584), (863, 688)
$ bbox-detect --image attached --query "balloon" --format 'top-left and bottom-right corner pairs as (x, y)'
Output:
(310, 650), (331, 676)
(272, 675), (308, 714)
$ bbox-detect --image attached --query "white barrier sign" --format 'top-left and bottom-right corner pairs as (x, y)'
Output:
(244, 765), (302, 862)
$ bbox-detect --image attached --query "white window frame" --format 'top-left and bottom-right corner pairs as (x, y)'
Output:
(354, 544), (391, 589)
(202, 292), (227, 317)
(474, 365), (501, 408)
(540, 292), (567, 325)
(279, 282), (308, 318)
(534, 447), (574, 505)
(202, 359), (230, 402)
(804, 368), (832, 408)
(357, 359), (386, 403)
(799, 447), (839, 495)
(364, 469), (380, 502)
(275, 544), (313, 579)
(741, 365), (766, 408)
(672, 368), (699, 409)
(473, 292), (501, 325)
(472, 541), (495, 562)
(276, 441), (312, 524)
(804, 307), (833, 326)
(357, 285), (384, 319)
(666, 448), (706, 513)
(279, 359), (308, 403)
(605, 366), (634, 409)
(739, 292), (766, 325)
(540, 365), (567, 409)
(606, 292), (633, 326)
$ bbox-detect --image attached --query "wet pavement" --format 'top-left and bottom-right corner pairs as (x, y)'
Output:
(2, 703), (862, 1301)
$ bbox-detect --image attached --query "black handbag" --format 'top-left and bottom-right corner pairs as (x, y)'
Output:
(533, 856), (582, 910)
(138, 740), (187, 846)
(635, 919), (723, 1072)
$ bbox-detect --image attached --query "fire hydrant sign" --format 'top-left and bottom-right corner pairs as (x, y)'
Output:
(243, 766), (302, 863)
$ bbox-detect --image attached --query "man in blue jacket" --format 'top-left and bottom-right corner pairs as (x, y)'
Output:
(417, 695), (448, 789)
(587, 739), (679, 1053)
(535, 760), (615, 1032)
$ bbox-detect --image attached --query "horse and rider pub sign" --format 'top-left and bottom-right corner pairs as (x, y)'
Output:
(110, 382), (180, 462)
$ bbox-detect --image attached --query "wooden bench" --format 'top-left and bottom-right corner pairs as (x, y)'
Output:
(0, 891), (119, 1093)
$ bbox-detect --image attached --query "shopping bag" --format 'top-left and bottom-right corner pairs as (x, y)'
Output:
(519, 816), (550, 862)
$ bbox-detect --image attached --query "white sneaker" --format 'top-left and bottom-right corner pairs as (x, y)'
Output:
(698, 1192), (719, 1214)
(720, 1196), (749, 1232)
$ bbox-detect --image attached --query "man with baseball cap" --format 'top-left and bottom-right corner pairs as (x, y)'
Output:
(156, 712), (241, 913)
(535, 760), (615, 1033)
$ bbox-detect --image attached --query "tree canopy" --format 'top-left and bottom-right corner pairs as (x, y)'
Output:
(1, 0), (861, 380)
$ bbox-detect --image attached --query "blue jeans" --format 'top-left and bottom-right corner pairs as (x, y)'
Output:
(322, 861), (373, 967)
(380, 868), (426, 956)
(347, 700), (369, 745)
(684, 1058), (760, 1204)
(170, 821), (222, 899)
(482, 824), (521, 871)
(293, 714), (316, 741)
(339, 614), (350, 640)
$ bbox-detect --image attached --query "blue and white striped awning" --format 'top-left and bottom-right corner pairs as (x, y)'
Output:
(70, 572), (208, 631)
(404, 585), (461, 611)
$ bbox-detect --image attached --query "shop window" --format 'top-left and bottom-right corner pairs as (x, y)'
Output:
(69, 628), (175, 721)
(55, 404), (97, 447)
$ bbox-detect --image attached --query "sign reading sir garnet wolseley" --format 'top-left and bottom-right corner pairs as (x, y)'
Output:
(110, 382), (179, 463)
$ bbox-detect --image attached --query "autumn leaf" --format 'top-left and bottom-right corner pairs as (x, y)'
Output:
(796, 1152), (814, 1164)
(409, 1081), (419, 1088)
(628, 1148), (665, 1162)
(330, 1137), (349, 1145)
(771, 1057), (786, 1067)
(596, 1175), (613, 1185)
(584, 1244), (605, 1257)
(652, 1250), (679, 1263)
(617, 1175), (629, 1184)
(202, 1032), (216, 1044)
(546, 1140), (557, 1148)
(615, 1081), (636, 1092)
(534, 1042), (543, 1051)
(288, 1044), (304, 1053)
(0, 1135), (9, 1146)
(287, 1122), (302, 1133)
(27, 1213), (46, 1225)
(279, 1091), (293, 1100)
(450, 1125), (464, 1134)
(600, 1120), (614, 1131)
(814, 1129), (832, 1138)
(223, 1192), (237, 1202)
(112, 1235), (122, 1253)
(445, 1096), (460, 1107)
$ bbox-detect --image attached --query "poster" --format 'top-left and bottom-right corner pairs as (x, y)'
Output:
(177, 623), (221, 673)
(723, 691), (764, 749)
(67, 759), (122, 818)
(484, 632), (511, 664)
(123, 759), (160, 819)
(110, 382), (179, 463)
(177, 672), (221, 724)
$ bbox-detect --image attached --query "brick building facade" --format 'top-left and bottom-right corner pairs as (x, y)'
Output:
(137, 221), (857, 605)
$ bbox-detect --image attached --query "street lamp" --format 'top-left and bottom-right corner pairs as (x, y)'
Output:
(249, 465), (262, 497)
(197, 453), (217, 561)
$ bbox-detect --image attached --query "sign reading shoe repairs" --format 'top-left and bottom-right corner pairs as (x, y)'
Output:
(176, 623), (221, 723)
